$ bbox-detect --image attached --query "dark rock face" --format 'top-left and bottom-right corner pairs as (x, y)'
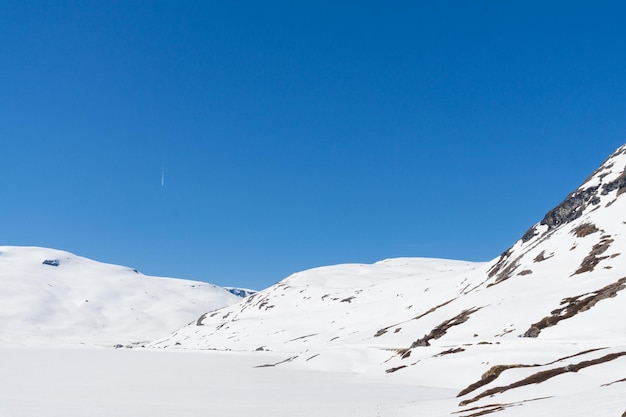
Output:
(521, 226), (538, 243)
(539, 186), (601, 231)
(601, 169), (626, 196)
(42, 259), (60, 267)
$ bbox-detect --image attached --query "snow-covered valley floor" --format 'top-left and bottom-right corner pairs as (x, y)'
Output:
(0, 347), (451, 417)
(3, 344), (624, 417)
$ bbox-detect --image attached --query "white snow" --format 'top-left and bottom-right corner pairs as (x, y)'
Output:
(0, 347), (452, 417)
(2, 144), (626, 416)
(0, 246), (239, 347)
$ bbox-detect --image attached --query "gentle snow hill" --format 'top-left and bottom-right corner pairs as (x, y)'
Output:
(0, 246), (239, 347)
(150, 257), (486, 355)
(152, 144), (626, 416)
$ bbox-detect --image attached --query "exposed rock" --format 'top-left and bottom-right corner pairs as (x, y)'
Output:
(524, 326), (540, 338)
(572, 223), (600, 238)
(385, 365), (407, 373)
(410, 307), (482, 348)
(435, 347), (465, 356)
(533, 251), (552, 263)
(458, 364), (533, 397)
(487, 248), (513, 278)
(487, 254), (522, 287)
(523, 277), (626, 337)
(196, 312), (208, 326)
(459, 351), (626, 406)
(521, 226), (538, 243)
(255, 355), (299, 368)
(573, 236), (614, 275)
(539, 186), (601, 231)
(484, 147), (626, 294)
(226, 288), (257, 298)
(458, 348), (609, 398)
(374, 298), (456, 338)
(601, 377), (626, 387)
(601, 169), (626, 196)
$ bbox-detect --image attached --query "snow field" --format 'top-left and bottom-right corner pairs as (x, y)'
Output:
(0, 348), (452, 417)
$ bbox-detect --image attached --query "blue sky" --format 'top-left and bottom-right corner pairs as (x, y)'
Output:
(2, 1), (626, 289)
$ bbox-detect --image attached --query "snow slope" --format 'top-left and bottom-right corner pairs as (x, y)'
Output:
(0, 246), (239, 347)
(0, 347), (451, 417)
(2, 144), (625, 417)
(151, 144), (626, 416)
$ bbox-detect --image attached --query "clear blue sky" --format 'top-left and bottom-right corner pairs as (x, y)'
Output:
(2, 1), (625, 289)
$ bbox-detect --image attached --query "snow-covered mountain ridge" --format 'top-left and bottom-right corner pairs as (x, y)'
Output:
(2, 144), (625, 416)
(154, 144), (626, 353)
(150, 144), (626, 416)
(0, 246), (239, 347)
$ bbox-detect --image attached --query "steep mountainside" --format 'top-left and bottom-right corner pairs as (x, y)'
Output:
(151, 144), (626, 416)
(0, 246), (239, 347)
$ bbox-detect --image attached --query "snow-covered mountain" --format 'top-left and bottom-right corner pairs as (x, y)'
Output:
(151, 144), (626, 416)
(2, 145), (624, 416)
(0, 246), (239, 347)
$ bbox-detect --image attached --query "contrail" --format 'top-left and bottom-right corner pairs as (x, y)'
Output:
(161, 164), (165, 187)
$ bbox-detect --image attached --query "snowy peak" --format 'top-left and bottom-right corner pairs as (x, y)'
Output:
(486, 143), (626, 287)
(537, 143), (626, 234)
(0, 246), (239, 347)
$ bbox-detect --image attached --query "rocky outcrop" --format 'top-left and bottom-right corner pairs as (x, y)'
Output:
(488, 144), (626, 288)
(521, 145), (626, 243)
(459, 351), (626, 406)
(410, 307), (482, 348)
(539, 186), (601, 231)
(601, 169), (626, 196)
(523, 277), (626, 338)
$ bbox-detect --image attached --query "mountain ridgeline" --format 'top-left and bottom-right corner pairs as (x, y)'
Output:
(150, 144), (626, 415)
(154, 143), (626, 352)
(2, 144), (625, 416)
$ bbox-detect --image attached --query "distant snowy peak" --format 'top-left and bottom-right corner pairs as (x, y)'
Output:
(225, 287), (257, 298)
